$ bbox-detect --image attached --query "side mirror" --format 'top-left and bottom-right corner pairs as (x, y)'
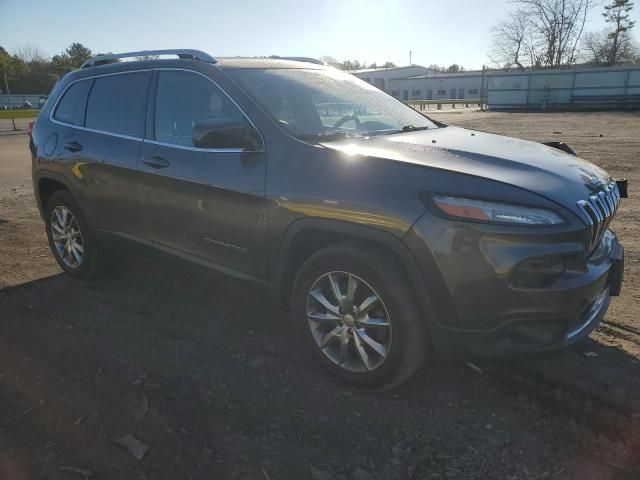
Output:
(192, 117), (257, 149)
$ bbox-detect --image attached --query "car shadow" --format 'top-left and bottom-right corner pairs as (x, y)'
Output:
(1, 256), (639, 479)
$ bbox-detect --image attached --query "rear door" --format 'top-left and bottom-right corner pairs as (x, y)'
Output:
(49, 71), (151, 238)
(139, 69), (267, 279)
(78, 71), (151, 236)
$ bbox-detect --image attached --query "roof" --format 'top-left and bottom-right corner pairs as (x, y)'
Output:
(403, 70), (486, 80)
(349, 64), (428, 74)
(215, 57), (327, 70)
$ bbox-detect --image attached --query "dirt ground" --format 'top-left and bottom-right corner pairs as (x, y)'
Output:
(0, 111), (639, 480)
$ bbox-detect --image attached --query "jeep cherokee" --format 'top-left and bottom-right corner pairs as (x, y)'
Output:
(30, 49), (625, 389)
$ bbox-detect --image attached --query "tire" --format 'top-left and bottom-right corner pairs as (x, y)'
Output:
(45, 189), (103, 280)
(291, 241), (430, 390)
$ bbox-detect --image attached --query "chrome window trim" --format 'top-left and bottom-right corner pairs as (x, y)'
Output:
(48, 67), (265, 153)
(145, 138), (244, 153)
(151, 67), (265, 153)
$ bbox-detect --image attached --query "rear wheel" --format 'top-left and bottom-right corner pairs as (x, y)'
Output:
(45, 190), (103, 279)
(291, 242), (429, 390)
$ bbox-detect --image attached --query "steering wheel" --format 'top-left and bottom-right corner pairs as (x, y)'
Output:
(332, 114), (361, 130)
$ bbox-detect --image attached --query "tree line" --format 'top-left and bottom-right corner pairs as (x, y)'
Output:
(0, 43), (94, 95)
(490, 0), (639, 69)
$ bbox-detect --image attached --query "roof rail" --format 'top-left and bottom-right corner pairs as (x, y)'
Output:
(80, 49), (217, 69)
(269, 56), (327, 66)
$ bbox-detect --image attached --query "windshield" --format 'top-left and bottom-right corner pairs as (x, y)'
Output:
(228, 68), (437, 141)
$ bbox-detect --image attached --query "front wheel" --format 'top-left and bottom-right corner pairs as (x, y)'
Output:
(291, 242), (430, 390)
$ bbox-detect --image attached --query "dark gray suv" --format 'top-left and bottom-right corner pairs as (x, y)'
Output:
(31, 49), (625, 389)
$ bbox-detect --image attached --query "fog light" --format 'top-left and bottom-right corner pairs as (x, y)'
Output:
(510, 257), (565, 288)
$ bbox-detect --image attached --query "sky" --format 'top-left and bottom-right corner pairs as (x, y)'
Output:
(1, 0), (639, 70)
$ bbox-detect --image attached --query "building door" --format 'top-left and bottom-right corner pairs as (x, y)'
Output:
(459, 88), (464, 99)
(427, 89), (433, 100)
(403, 90), (409, 101)
(450, 88), (456, 99)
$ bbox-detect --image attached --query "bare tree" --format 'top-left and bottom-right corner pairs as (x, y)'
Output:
(490, 0), (595, 68)
(14, 45), (48, 64)
(582, 30), (610, 63)
(489, 9), (537, 68)
(517, 0), (595, 66)
(581, 28), (639, 64)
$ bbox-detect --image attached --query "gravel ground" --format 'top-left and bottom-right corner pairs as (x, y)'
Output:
(0, 111), (639, 480)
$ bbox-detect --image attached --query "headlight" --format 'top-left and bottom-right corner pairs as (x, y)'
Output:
(432, 195), (564, 225)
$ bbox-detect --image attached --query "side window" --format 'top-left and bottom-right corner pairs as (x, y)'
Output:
(53, 80), (92, 126)
(154, 71), (245, 147)
(85, 72), (151, 137)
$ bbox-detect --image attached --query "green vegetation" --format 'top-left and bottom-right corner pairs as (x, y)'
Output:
(0, 43), (95, 95)
(0, 109), (40, 119)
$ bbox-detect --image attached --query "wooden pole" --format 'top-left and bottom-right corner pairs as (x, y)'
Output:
(3, 71), (16, 130)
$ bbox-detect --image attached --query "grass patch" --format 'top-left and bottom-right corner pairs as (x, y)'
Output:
(0, 109), (40, 120)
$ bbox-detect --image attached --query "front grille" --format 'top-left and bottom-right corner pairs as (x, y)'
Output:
(576, 182), (620, 253)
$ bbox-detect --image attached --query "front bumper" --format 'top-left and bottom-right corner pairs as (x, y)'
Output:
(406, 213), (624, 355)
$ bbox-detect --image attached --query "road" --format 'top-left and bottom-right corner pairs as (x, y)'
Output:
(1, 112), (639, 480)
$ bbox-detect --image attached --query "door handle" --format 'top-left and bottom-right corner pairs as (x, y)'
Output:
(64, 141), (83, 152)
(143, 156), (170, 169)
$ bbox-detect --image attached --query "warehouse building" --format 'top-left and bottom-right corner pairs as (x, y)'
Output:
(351, 65), (439, 93)
(389, 71), (484, 101)
(353, 63), (640, 111)
(485, 65), (640, 110)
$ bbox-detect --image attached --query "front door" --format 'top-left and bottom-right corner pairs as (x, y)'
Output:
(139, 69), (267, 279)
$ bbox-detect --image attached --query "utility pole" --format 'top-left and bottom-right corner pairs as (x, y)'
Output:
(409, 50), (412, 65)
(3, 71), (16, 131)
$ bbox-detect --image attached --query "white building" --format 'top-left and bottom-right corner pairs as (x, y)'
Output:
(354, 63), (640, 110)
(389, 71), (484, 101)
(351, 65), (439, 94)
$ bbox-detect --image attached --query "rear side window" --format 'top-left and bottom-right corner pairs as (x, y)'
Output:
(53, 80), (92, 126)
(85, 72), (151, 138)
(154, 70), (245, 147)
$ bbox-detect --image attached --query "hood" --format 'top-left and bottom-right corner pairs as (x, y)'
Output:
(321, 126), (612, 212)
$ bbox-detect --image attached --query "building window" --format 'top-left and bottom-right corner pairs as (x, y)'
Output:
(468, 88), (479, 96)
(436, 89), (446, 96)
(411, 90), (421, 98)
(391, 91), (399, 97)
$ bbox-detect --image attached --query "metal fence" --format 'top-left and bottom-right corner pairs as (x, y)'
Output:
(0, 94), (48, 109)
(485, 65), (640, 110)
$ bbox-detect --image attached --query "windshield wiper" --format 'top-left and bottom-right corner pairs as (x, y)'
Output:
(400, 125), (430, 132)
(368, 125), (431, 137)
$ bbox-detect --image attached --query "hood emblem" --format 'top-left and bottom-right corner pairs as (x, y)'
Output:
(588, 175), (601, 186)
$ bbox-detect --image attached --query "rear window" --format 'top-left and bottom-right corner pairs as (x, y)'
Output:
(85, 72), (151, 138)
(53, 80), (92, 126)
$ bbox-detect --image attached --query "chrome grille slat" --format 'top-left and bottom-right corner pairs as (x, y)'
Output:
(577, 181), (620, 253)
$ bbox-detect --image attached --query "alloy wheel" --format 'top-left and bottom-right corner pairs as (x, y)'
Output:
(50, 206), (84, 268)
(306, 271), (392, 373)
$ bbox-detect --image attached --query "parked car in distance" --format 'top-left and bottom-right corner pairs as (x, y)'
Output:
(30, 50), (625, 390)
